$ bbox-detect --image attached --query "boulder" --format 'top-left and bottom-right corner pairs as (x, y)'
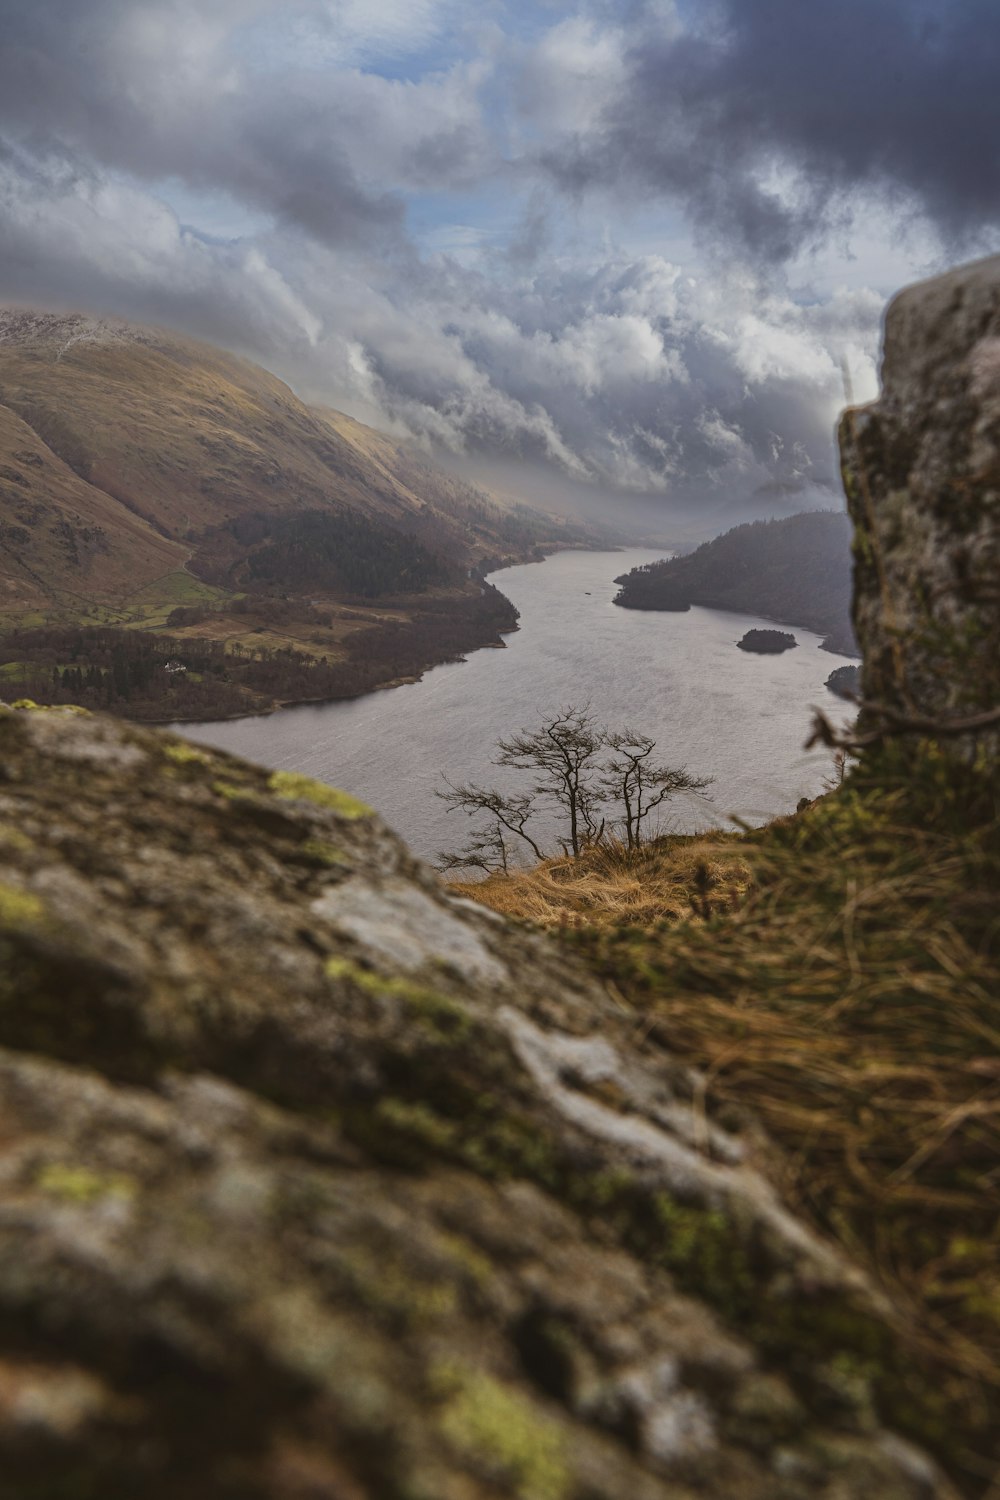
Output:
(0, 703), (954, 1499)
(840, 254), (1000, 750)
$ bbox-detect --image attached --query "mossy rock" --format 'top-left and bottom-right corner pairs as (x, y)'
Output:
(0, 703), (958, 1499)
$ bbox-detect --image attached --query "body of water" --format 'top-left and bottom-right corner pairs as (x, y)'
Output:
(175, 549), (854, 863)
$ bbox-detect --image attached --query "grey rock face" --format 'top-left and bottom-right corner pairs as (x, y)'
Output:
(0, 705), (959, 1500)
(0, 704), (955, 1498)
(840, 254), (1000, 748)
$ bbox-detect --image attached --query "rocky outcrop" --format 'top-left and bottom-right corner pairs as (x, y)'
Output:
(840, 255), (1000, 749)
(0, 703), (955, 1499)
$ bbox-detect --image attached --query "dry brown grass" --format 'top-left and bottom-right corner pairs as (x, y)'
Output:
(448, 831), (753, 928)
(456, 748), (1000, 1493)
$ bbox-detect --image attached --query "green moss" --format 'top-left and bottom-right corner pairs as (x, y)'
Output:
(401, 987), (473, 1040)
(9, 699), (90, 715)
(269, 770), (372, 820)
(37, 1163), (137, 1205)
(213, 779), (254, 802)
(437, 1232), (494, 1290)
(436, 1364), (569, 1500)
(0, 883), (46, 929)
(337, 1248), (457, 1327)
(163, 741), (211, 767)
(0, 825), (33, 853)
(460, 1111), (559, 1186)
(324, 959), (471, 1040)
(375, 1098), (458, 1153)
(651, 1195), (755, 1308)
(300, 838), (348, 867)
(586, 1165), (638, 1208)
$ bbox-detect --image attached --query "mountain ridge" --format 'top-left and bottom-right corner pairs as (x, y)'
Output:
(0, 308), (603, 717)
(613, 510), (857, 656)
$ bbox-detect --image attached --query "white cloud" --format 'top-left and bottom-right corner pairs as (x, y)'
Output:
(0, 0), (930, 520)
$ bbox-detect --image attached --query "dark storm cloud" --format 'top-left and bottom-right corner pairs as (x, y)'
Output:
(0, 0), (483, 250)
(539, 0), (1000, 260)
(0, 0), (970, 506)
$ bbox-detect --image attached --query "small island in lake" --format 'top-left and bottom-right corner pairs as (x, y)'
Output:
(738, 628), (798, 654)
(825, 664), (861, 698)
(613, 510), (858, 656)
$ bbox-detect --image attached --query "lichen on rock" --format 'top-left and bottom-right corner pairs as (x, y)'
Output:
(840, 254), (1000, 752)
(0, 699), (957, 1498)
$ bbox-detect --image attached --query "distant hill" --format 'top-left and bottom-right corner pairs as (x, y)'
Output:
(613, 510), (857, 656)
(0, 309), (600, 717)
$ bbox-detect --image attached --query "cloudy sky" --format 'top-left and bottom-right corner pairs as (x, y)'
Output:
(1, 0), (997, 528)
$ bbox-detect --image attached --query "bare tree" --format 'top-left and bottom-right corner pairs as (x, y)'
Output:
(494, 705), (605, 858)
(436, 819), (513, 876)
(438, 781), (544, 864)
(437, 707), (713, 873)
(599, 730), (714, 849)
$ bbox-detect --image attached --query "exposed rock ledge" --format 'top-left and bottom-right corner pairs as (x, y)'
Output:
(0, 702), (953, 1499)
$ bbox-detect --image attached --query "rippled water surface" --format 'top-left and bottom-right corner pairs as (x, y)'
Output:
(177, 549), (854, 861)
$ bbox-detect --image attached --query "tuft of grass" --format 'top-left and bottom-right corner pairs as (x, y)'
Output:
(448, 832), (752, 930)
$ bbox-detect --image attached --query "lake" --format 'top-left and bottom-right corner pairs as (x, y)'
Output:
(175, 549), (855, 863)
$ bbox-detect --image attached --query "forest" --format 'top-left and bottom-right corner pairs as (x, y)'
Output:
(1, 583), (518, 720)
(614, 510), (857, 655)
(188, 508), (454, 597)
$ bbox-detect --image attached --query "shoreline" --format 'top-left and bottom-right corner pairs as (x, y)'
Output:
(165, 546), (628, 729)
(151, 619), (523, 728)
(160, 635), (520, 728)
(614, 597), (860, 659)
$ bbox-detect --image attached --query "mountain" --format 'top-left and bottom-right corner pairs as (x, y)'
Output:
(0, 309), (600, 717)
(613, 510), (857, 655)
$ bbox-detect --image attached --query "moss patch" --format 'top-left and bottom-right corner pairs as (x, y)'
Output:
(268, 771), (371, 820)
(374, 1099), (459, 1155)
(37, 1163), (137, 1205)
(436, 1364), (569, 1500)
(299, 838), (348, 867)
(0, 825), (34, 853)
(10, 699), (90, 716)
(0, 884), (46, 929)
(163, 741), (211, 767)
(213, 779), (255, 803)
(324, 959), (472, 1040)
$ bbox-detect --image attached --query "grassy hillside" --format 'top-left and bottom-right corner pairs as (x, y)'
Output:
(0, 309), (597, 716)
(450, 832), (753, 928)
(615, 510), (857, 655)
(454, 747), (1000, 1491)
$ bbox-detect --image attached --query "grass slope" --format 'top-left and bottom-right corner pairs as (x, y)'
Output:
(455, 746), (1000, 1494)
(450, 833), (753, 929)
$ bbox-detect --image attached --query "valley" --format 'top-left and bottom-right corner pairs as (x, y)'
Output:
(0, 309), (604, 717)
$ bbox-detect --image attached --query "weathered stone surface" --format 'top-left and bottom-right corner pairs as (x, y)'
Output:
(0, 704), (955, 1498)
(840, 254), (1000, 745)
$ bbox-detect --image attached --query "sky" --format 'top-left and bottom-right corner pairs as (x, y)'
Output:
(0, 0), (998, 530)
